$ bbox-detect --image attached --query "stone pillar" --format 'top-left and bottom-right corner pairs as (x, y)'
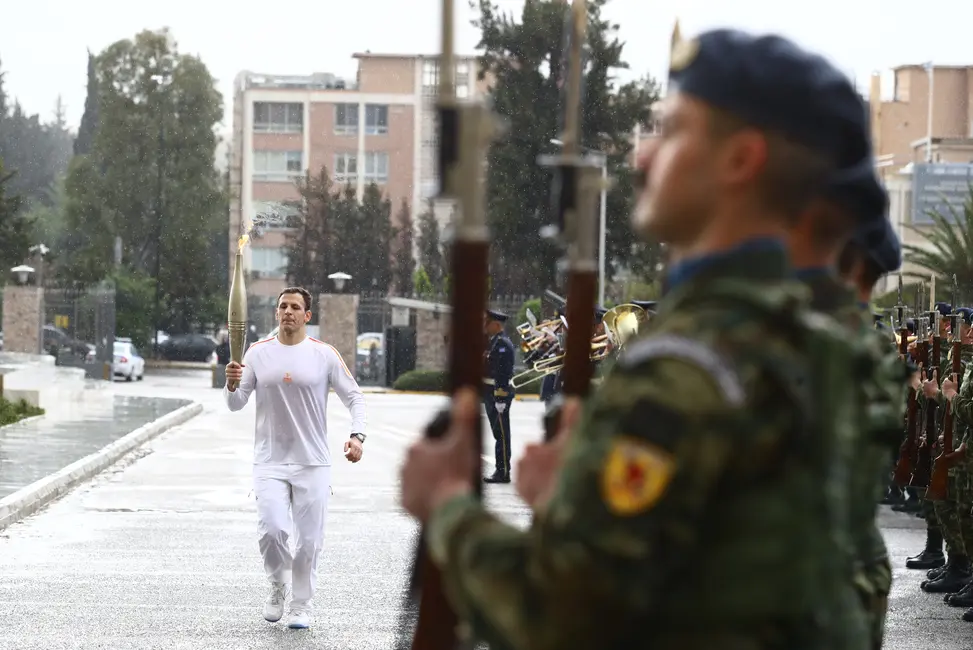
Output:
(2, 285), (43, 354)
(415, 309), (450, 371)
(318, 293), (360, 372)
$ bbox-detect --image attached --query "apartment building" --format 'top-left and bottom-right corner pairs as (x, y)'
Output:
(228, 53), (485, 308)
(868, 64), (973, 295)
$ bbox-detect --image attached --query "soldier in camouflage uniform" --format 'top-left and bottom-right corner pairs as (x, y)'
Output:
(915, 303), (971, 594)
(832, 215), (909, 650)
(930, 307), (973, 618)
(399, 28), (880, 650)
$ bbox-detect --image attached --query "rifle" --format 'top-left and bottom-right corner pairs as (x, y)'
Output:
(912, 284), (939, 488)
(893, 274), (918, 485)
(399, 1), (503, 647)
(538, 0), (603, 442)
(928, 276), (968, 500)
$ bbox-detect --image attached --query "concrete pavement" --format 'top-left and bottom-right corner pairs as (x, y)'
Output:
(0, 369), (969, 648)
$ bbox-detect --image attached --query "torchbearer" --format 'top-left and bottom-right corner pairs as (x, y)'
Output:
(224, 286), (366, 630)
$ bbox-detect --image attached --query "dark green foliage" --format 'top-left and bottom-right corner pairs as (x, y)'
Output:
(392, 369), (448, 392)
(284, 169), (395, 295)
(392, 199), (416, 295)
(0, 158), (32, 273)
(902, 187), (973, 305)
(58, 29), (227, 333)
(473, 0), (661, 294)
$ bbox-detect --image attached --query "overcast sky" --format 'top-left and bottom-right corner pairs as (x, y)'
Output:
(1, 0), (970, 134)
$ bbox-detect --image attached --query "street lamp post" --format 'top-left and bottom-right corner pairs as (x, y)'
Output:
(550, 139), (607, 305)
(328, 272), (352, 292)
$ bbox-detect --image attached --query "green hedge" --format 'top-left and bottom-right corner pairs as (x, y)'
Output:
(392, 370), (449, 392)
(0, 397), (44, 427)
(391, 368), (541, 394)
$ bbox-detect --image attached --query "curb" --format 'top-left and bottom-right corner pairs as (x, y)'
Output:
(385, 389), (541, 401)
(0, 401), (204, 532)
(0, 413), (46, 432)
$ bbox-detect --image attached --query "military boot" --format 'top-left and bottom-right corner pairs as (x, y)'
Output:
(963, 607), (973, 622)
(906, 529), (946, 569)
(921, 555), (971, 594)
(946, 580), (973, 607)
(928, 565), (948, 580)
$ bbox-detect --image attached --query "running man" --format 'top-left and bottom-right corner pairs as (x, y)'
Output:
(224, 286), (366, 630)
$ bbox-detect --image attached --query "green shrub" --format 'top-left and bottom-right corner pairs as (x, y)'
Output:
(516, 298), (541, 328)
(0, 398), (44, 427)
(393, 369), (448, 392)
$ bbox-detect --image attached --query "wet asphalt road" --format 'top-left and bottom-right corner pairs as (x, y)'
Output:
(0, 369), (969, 648)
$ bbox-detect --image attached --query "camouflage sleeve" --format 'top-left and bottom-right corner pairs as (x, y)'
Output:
(426, 343), (754, 650)
(949, 365), (973, 426)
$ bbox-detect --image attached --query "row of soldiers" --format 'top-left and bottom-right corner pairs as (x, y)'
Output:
(885, 299), (973, 620)
(397, 25), (920, 650)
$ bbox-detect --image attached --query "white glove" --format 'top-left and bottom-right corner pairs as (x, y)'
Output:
(495, 402), (507, 414)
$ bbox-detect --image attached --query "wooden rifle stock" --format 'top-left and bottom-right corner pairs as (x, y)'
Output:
(928, 307), (967, 500)
(400, 1), (501, 646)
(893, 321), (917, 485)
(538, 0), (596, 443)
(910, 337), (933, 488)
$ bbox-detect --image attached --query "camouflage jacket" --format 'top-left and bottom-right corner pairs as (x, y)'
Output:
(426, 243), (866, 650)
(799, 273), (906, 568)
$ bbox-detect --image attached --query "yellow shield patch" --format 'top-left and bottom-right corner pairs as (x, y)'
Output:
(600, 436), (675, 516)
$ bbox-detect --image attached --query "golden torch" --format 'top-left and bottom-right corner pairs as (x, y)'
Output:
(226, 226), (251, 390)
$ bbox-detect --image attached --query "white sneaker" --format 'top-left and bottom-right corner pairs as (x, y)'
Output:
(262, 582), (289, 622)
(286, 608), (311, 629)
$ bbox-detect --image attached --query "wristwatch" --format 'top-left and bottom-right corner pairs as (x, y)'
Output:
(350, 432), (366, 444)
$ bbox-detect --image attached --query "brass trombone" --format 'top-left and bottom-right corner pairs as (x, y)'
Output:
(509, 303), (651, 389)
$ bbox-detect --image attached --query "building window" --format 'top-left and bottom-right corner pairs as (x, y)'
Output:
(422, 60), (470, 98)
(334, 153), (358, 183)
(364, 152), (389, 183)
(365, 105), (389, 135)
(422, 61), (439, 89)
(250, 247), (288, 278)
(335, 103), (359, 135)
(253, 200), (300, 229)
(253, 150), (303, 182)
(253, 102), (303, 133)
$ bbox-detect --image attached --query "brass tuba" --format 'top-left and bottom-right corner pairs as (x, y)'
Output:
(602, 303), (651, 349)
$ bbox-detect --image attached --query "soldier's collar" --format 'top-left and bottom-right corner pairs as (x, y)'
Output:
(665, 237), (787, 292)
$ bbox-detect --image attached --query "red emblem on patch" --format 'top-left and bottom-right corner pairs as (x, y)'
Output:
(283, 372), (292, 383)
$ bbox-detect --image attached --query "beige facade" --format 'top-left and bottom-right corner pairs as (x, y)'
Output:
(228, 54), (482, 304)
(869, 64), (973, 297)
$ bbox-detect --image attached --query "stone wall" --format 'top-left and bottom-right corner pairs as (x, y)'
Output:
(318, 293), (359, 371)
(415, 309), (450, 371)
(2, 286), (43, 354)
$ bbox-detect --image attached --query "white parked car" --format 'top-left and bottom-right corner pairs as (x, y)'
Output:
(113, 339), (146, 381)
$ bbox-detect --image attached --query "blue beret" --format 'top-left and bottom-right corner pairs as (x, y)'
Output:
(631, 300), (658, 312)
(956, 308), (973, 325)
(594, 307), (608, 323)
(935, 302), (952, 317)
(825, 157), (888, 226)
(850, 217), (901, 274)
(668, 29), (868, 166)
(906, 318), (916, 333)
(486, 309), (508, 323)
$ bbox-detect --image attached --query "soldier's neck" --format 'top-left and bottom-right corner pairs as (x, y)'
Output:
(672, 215), (788, 261)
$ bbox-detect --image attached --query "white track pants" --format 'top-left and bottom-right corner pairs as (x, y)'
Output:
(253, 464), (332, 610)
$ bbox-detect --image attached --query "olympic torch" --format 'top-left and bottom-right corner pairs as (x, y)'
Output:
(227, 233), (250, 390)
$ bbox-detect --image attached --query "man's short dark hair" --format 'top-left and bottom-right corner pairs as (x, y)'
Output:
(277, 287), (313, 312)
(708, 109), (833, 219)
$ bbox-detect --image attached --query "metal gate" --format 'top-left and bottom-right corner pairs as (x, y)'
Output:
(357, 292), (392, 386)
(44, 282), (116, 378)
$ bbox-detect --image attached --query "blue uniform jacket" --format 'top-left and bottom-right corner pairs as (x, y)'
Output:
(486, 332), (515, 399)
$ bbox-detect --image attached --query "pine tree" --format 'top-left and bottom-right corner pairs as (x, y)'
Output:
(392, 199), (416, 295)
(416, 201), (444, 292)
(74, 50), (100, 157)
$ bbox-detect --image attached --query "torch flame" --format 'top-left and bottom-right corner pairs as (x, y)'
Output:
(238, 217), (253, 251)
